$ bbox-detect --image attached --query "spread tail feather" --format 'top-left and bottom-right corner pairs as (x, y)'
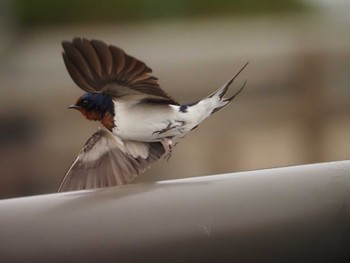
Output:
(208, 62), (248, 115)
(185, 63), (248, 126)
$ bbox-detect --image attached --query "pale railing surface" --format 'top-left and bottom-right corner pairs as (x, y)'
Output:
(0, 161), (349, 263)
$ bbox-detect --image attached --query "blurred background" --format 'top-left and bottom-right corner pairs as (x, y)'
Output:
(0, 0), (349, 199)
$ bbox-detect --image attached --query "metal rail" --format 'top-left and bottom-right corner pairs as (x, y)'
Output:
(0, 161), (349, 262)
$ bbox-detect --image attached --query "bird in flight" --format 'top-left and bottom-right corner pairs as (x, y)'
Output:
(58, 37), (247, 192)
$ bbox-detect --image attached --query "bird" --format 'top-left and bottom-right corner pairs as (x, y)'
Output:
(58, 37), (247, 192)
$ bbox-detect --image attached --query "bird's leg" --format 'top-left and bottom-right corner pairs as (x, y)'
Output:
(153, 120), (186, 136)
(152, 122), (172, 136)
(162, 138), (179, 161)
(175, 120), (186, 133)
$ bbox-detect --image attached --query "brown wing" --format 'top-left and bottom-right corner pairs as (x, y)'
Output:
(58, 128), (165, 192)
(62, 37), (179, 105)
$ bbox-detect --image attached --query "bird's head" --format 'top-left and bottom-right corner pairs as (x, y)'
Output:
(69, 93), (115, 123)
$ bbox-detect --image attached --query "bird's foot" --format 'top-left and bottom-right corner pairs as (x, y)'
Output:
(153, 122), (172, 136)
(153, 121), (181, 136)
(163, 138), (179, 161)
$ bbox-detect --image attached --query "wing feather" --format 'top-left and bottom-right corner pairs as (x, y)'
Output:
(110, 45), (126, 75)
(62, 37), (179, 105)
(73, 38), (102, 78)
(62, 53), (95, 92)
(58, 128), (165, 192)
(90, 40), (113, 77)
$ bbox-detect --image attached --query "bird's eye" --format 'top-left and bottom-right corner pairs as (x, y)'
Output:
(82, 99), (89, 105)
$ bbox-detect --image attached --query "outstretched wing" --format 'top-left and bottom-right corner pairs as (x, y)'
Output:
(58, 128), (165, 192)
(62, 37), (179, 105)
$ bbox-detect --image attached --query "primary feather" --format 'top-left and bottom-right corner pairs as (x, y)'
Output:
(62, 38), (179, 104)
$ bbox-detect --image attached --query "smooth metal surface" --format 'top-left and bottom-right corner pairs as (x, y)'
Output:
(0, 161), (350, 263)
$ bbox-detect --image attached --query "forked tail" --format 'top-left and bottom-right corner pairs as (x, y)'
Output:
(178, 62), (248, 127)
(207, 62), (248, 115)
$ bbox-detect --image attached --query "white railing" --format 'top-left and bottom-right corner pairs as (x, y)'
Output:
(0, 161), (349, 262)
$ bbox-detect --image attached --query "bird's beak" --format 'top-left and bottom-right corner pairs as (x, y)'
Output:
(68, 104), (81, 110)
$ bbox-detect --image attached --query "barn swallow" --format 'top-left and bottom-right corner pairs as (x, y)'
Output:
(58, 37), (247, 192)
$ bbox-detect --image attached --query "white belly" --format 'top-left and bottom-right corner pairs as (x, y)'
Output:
(112, 100), (188, 142)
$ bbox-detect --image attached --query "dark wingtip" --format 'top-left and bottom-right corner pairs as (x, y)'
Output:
(72, 37), (83, 44)
(61, 39), (75, 48)
(61, 37), (84, 49)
